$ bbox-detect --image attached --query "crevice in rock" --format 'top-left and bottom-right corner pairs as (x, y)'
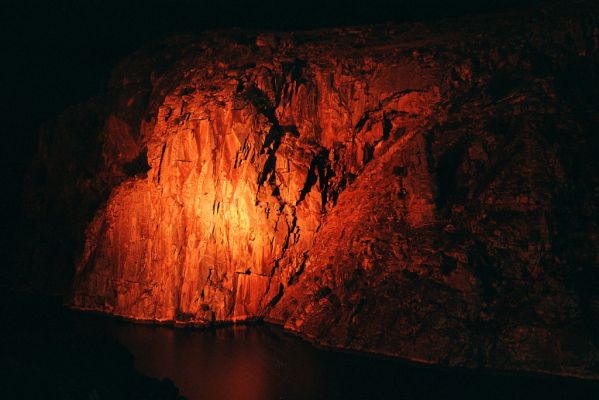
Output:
(265, 283), (284, 310)
(287, 252), (308, 285)
(156, 142), (167, 183)
(122, 148), (151, 178)
(434, 136), (469, 211)
(258, 152), (277, 186)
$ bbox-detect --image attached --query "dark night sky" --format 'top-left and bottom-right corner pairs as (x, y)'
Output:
(0, 0), (545, 268)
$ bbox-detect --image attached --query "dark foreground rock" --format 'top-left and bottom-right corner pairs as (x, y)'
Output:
(25, 0), (599, 379)
(0, 291), (185, 400)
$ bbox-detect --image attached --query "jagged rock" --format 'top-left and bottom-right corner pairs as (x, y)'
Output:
(26, 1), (599, 379)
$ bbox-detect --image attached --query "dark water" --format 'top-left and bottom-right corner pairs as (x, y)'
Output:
(72, 314), (599, 400)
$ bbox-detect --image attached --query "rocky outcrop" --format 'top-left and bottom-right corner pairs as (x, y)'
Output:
(27, 1), (599, 378)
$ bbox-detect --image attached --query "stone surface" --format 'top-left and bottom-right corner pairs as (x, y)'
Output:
(26, 1), (599, 378)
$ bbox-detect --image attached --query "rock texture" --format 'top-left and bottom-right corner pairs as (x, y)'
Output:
(27, 1), (599, 378)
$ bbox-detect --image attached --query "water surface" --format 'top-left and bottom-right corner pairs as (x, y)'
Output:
(74, 314), (599, 400)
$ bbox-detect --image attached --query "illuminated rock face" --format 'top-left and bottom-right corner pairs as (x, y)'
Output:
(69, 33), (443, 324)
(29, 2), (599, 378)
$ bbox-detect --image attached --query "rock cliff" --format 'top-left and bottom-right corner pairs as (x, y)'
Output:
(27, 1), (599, 378)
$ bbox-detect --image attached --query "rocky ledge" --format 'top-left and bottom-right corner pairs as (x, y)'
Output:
(26, 0), (599, 379)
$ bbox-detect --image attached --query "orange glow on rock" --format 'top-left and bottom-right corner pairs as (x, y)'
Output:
(71, 39), (441, 326)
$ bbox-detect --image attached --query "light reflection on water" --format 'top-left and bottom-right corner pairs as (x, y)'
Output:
(74, 315), (599, 400)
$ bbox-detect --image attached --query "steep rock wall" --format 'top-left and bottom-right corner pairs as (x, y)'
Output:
(27, 1), (599, 378)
